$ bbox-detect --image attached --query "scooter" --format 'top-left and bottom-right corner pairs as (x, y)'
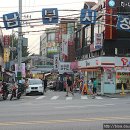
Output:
(10, 84), (22, 100)
(0, 82), (9, 100)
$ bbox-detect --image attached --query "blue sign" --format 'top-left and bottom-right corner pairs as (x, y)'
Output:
(80, 9), (97, 25)
(117, 15), (130, 32)
(3, 12), (21, 29)
(42, 8), (58, 24)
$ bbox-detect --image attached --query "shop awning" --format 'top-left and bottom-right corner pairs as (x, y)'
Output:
(78, 67), (100, 72)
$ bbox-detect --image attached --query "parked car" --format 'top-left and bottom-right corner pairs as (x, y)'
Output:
(25, 78), (44, 95)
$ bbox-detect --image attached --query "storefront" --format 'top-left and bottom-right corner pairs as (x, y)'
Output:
(78, 57), (130, 94)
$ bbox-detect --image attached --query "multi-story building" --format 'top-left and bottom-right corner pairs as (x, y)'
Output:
(40, 28), (59, 65)
(75, 0), (130, 94)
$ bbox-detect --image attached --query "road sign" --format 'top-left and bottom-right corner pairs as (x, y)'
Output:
(117, 15), (130, 32)
(42, 8), (58, 24)
(3, 12), (21, 29)
(80, 9), (97, 24)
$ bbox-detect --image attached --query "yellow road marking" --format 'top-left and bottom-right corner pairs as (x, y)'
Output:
(0, 116), (130, 126)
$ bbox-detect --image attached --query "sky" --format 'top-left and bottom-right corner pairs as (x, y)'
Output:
(0, 0), (97, 55)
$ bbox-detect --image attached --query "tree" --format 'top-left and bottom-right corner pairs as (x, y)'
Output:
(10, 34), (30, 60)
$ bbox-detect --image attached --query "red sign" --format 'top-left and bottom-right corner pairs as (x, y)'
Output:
(4, 35), (10, 47)
(121, 57), (128, 66)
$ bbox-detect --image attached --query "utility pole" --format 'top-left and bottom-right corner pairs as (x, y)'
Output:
(18, 0), (22, 73)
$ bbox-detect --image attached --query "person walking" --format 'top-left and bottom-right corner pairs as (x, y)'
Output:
(66, 76), (74, 96)
(88, 78), (93, 95)
(43, 77), (48, 92)
(92, 78), (97, 98)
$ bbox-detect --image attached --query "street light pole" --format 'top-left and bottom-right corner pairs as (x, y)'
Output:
(18, 0), (22, 72)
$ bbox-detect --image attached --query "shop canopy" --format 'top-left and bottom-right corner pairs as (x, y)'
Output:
(78, 67), (100, 72)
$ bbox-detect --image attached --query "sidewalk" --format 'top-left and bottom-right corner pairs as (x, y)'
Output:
(98, 92), (130, 98)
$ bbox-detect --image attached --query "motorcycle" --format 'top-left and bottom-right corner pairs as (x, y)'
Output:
(10, 83), (22, 100)
(0, 82), (9, 100)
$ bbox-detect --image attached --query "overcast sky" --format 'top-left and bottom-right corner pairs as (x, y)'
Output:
(0, 0), (97, 54)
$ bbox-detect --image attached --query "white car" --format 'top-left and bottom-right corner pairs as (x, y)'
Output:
(26, 79), (44, 95)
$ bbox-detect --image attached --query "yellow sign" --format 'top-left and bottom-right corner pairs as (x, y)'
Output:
(4, 48), (10, 62)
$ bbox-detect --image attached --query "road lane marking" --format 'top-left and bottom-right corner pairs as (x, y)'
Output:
(66, 97), (72, 100)
(0, 116), (130, 126)
(55, 104), (115, 109)
(51, 96), (59, 100)
(36, 96), (46, 100)
(81, 96), (88, 99)
(95, 96), (103, 99)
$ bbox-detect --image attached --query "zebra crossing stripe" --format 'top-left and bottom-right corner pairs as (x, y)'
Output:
(81, 96), (88, 99)
(51, 96), (59, 100)
(36, 96), (46, 100)
(66, 97), (73, 100)
(95, 96), (103, 99)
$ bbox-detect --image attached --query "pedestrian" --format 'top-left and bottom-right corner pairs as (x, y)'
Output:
(88, 78), (93, 95)
(92, 78), (97, 98)
(82, 83), (88, 95)
(66, 76), (74, 96)
(24, 78), (29, 94)
(43, 77), (48, 92)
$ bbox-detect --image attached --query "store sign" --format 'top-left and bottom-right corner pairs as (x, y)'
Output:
(117, 0), (130, 14)
(59, 62), (72, 74)
(117, 15), (130, 32)
(53, 54), (59, 70)
(121, 57), (128, 65)
(86, 61), (90, 66)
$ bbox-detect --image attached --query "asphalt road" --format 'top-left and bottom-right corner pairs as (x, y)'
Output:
(0, 90), (130, 130)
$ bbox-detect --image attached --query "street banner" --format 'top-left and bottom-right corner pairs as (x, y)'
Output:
(62, 34), (68, 56)
(94, 33), (103, 49)
(4, 48), (10, 62)
(53, 54), (59, 70)
(67, 23), (75, 45)
(3, 35), (10, 47)
(15, 63), (26, 77)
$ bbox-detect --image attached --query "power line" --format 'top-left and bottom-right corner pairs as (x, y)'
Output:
(0, 1), (85, 9)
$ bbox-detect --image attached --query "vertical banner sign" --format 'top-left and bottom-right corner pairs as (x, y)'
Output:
(62, 34), (68, 56)
(3, 12), (20, 29)
(4, 48), (10, 62)
(80, 9), (97, 24)
(3, 35), (10, 47)
(42, 8), (58, 24)
(53, 54), (59, 70)
(117, 15), (130, 32)
(67, 23), (75, 45)
(94, 33), (103, 49)
(15, 63), (26, 77)
(55, 28), (60, 43)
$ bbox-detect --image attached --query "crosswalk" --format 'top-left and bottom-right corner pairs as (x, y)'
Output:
(34, 95), (118, 101)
